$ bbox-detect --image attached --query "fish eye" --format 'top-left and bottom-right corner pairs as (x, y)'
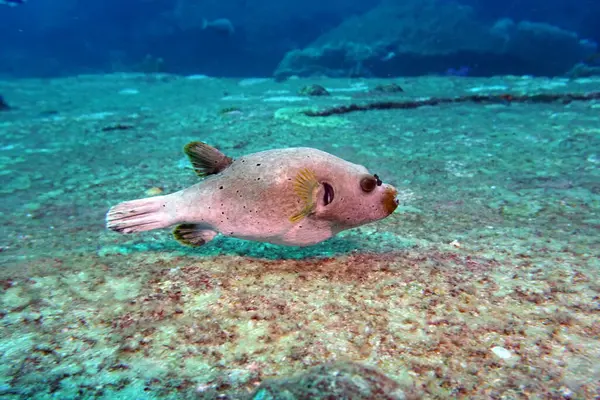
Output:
(360, 176), (377, 192)
(322, 182), (334, 205)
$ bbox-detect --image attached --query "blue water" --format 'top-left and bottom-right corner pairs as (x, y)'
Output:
(0, 0), (598, 78)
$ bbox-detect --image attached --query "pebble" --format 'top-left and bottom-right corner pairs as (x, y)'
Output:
(491, 346), (513, 359)
(119, 88), (139, 95)
(145, 187), (163, 196)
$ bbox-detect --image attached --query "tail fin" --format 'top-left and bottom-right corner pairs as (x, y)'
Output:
(106, 195), (174, 234)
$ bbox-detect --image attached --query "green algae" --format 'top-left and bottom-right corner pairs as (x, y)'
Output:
(0, 174), (31, 194)
(500, 200), (545, 218)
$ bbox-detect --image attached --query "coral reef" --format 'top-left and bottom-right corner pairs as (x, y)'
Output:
(274, 0), (596, 80)
(566, 62), (600, 79)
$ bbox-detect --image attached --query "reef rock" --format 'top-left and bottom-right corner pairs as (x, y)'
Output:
(273, 0), (596, 79)
(250, 361), (412, 399)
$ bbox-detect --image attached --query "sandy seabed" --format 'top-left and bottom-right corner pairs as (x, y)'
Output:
(0, 73), (599, 399)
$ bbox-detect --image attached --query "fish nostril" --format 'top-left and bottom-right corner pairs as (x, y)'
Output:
(374, 174), (383, 186)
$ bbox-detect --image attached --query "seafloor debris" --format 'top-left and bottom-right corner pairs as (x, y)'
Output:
(304, 91), (600, 116)
(100, 123), (134, 132)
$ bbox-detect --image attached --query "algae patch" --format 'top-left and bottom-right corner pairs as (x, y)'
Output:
(274, 107), (348, 127)
(0, 174), (31, 194)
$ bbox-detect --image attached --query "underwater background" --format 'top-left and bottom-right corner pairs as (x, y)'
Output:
(1, 0), (599, 399)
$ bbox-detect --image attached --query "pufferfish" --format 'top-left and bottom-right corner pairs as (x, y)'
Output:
(106, 141), (399, 247)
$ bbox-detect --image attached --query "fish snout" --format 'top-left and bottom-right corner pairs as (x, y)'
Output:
(382, 185), (399, 215)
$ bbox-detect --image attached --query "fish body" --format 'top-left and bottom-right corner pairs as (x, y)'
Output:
(0, 0), (26, 6)
(106, 142), (398, 247)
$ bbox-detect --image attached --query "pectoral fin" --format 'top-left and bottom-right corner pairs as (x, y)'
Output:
(289, 168), (319, 223)
(173, 224), (217, 247)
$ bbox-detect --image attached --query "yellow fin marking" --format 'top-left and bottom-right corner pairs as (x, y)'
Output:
(289, 168), (319, 223)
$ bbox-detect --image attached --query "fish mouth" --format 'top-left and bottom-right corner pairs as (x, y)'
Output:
(382, 187), (399, 214)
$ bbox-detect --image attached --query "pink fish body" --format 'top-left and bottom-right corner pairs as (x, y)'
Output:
(106, 142), (398, 247)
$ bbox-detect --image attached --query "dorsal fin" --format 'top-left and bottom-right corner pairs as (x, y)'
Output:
(184, 141), (233, 177)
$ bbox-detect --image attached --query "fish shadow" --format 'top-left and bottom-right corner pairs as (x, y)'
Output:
(120, 231), (413, 260)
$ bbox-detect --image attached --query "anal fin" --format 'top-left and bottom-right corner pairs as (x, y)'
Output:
(173, 224), (217, 247)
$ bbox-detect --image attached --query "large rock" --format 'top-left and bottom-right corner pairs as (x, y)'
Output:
(273, 0), (596, 79)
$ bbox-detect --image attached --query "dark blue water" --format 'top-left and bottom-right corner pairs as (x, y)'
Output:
(0, 0), (598, 78)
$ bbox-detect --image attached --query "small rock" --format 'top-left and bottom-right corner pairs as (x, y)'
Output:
(373, 83), (404, 93)
(298, 84), (330, 96)
(0, 95), (10, 111)
(219, 106), (242, 116)
(145, 187), (163, 196)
